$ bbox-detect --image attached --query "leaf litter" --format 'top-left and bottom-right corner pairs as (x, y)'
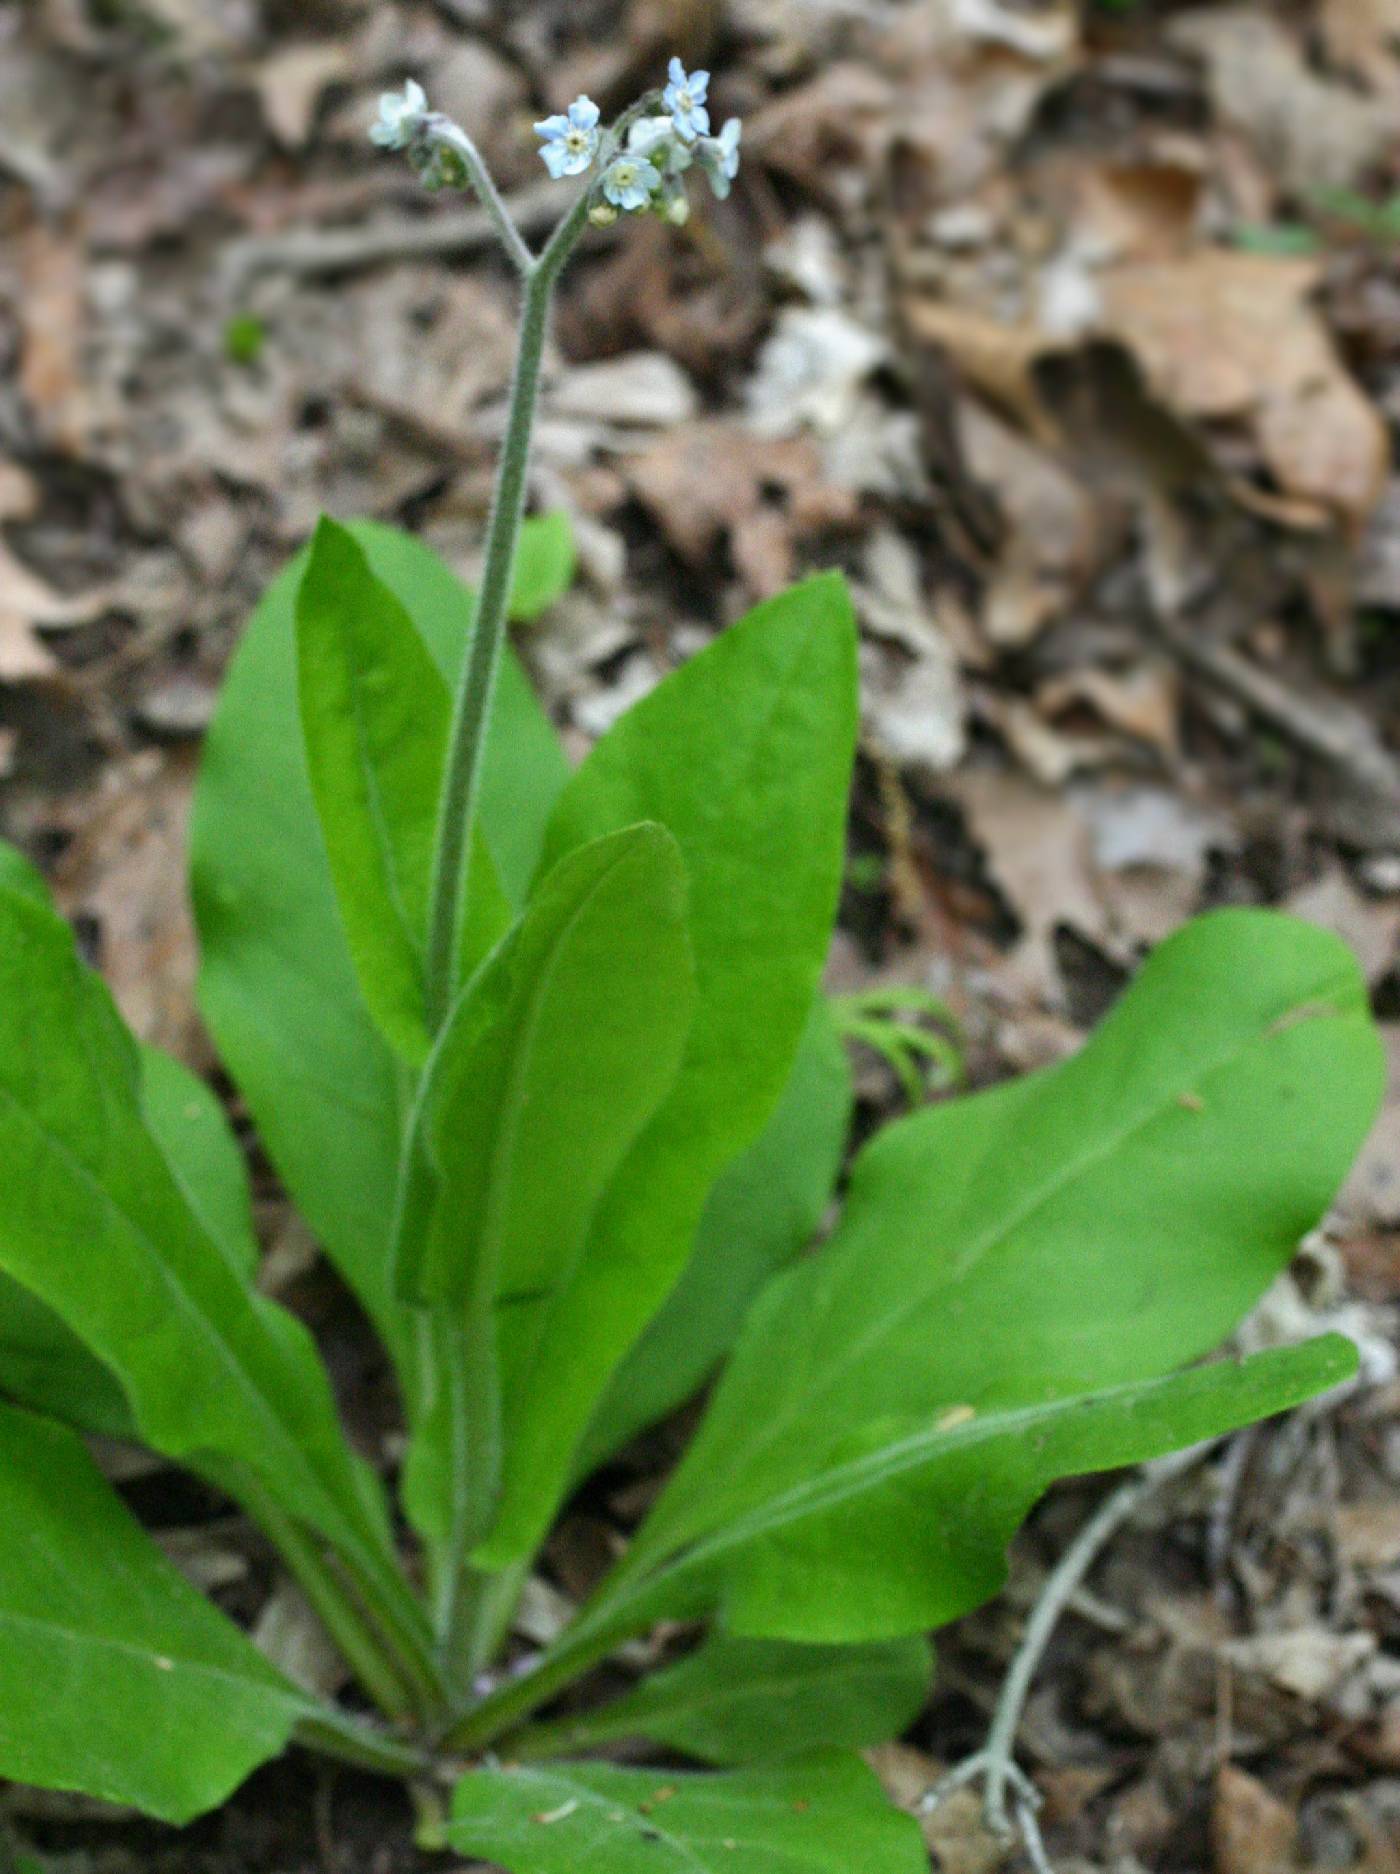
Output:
(1, 0), (1400, 1867)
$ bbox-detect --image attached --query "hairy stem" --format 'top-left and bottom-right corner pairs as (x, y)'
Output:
(426, 117), (536, 275)
(422, 187), (594, 1033)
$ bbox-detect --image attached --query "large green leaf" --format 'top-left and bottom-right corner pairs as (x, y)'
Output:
(140, 1046), (258, 1284)
(0, 1045), (255, 1440)
(191, 522), (569, 1395)
(0, 1403), (311, 1824)
(477, 575), (859, 1566)
(584, 994), (852, 1467)
(576, 910), (1378, 1643)
(485, 910), (1373, 1680)
(446, 1753), (926, 1874)
(0, 888), (412, 1649)
(0, 842), (48, 906)
(528, 1631), (931, 1765)
(396, 826), (695, 1555)
(295, 518), (451, 1065)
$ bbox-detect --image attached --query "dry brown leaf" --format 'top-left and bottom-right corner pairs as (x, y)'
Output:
(1169, 9), (1394, 195)
(0, 539), (107, 684)
(1036, 665), (1181, 761)
(1321, 0), (1400, 97)
(1100, 252), (1388, 533)
(746, 62), (896, 202)
(1285, 868), (1400, 985)
(949, 768), (1107, 1005)
(1072, 154), (1205, 266)
(902, 301), (1053, 441)
(1211, 1765), (1298, 1874)
(0, 459), (39, 523)
(19, 222), (86, 454)
(253, 42), (351, 149)
(957, 398), (1102, 646)
(625, 421), (856, 599)
(51, 753), (200, 1059)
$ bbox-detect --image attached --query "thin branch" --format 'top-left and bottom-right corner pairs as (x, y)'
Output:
(218, 184), (563, 295)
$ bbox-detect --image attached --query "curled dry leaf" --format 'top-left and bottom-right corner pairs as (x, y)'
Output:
(1099, 252), (1389, 534)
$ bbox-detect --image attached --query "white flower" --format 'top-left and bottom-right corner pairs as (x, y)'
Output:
(534, 95), (602, 179)
(602, 155), (662, 212)
(370, 80), (429, 151)
(663, 57), (711, 143)
(699, 117), (742, 199)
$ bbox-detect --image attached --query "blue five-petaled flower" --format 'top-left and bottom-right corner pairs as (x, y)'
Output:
(534, 96), (602, 178)
(602, 155), (662, 212)
(663, 58), (711, 142)
(370, 80), (428, 151)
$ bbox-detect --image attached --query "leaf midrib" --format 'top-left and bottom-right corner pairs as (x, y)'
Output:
(665, 967), (1355, 1539)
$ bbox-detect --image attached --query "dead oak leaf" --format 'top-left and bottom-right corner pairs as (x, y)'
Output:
(1099, 251), (1388, 534)
(625, 421), (857, 599)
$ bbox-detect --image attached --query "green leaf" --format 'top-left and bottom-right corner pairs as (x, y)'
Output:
(0, 1403), (310, 1824)
(583, 995), (852, 1467)
(396, 825), (695, 1308)
(478, 575), (859, 1566)
(295, 518), (450, 1065)
(575, 910), (1379, 1643)
(192, 522), (568, 1399)
(0, 889), (411, 1643)
(0, 1045), (254, 1441)
(510, 512), (577, 624)
(0, 1278), (131, 1439)
(638, 1340), (1357, 1645)
(397, 826), (695, 1550)
(0, 844), (49, 907)
(140, 1046), (258, 1283)
(446, 1753), (927, 1874)
(530, 1632), (931, 1765)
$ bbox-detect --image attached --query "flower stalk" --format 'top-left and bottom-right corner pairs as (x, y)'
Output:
(371, 75), (741, 1033)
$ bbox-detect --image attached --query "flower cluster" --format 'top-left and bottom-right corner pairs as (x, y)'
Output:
(535, 58), (742, 222)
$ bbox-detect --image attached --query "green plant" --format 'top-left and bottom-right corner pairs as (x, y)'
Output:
(0, 70), (1383, 1872)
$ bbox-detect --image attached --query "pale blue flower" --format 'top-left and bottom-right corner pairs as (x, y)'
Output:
(663, 57), (711, 142)
(534, 96), (602, 178)
(370, 80), (429, 151)
(628, 113), (681, 163)
(602, 154), (662, 212)
(699, 117), (742, 199)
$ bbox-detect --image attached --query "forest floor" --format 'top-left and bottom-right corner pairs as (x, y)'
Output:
(1, 1), (1399, 1869)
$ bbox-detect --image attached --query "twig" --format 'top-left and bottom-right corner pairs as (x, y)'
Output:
(921, 1444), (1214, 1863)
(218, 182), (564, 295)
(1155, 618), (1400, 844)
